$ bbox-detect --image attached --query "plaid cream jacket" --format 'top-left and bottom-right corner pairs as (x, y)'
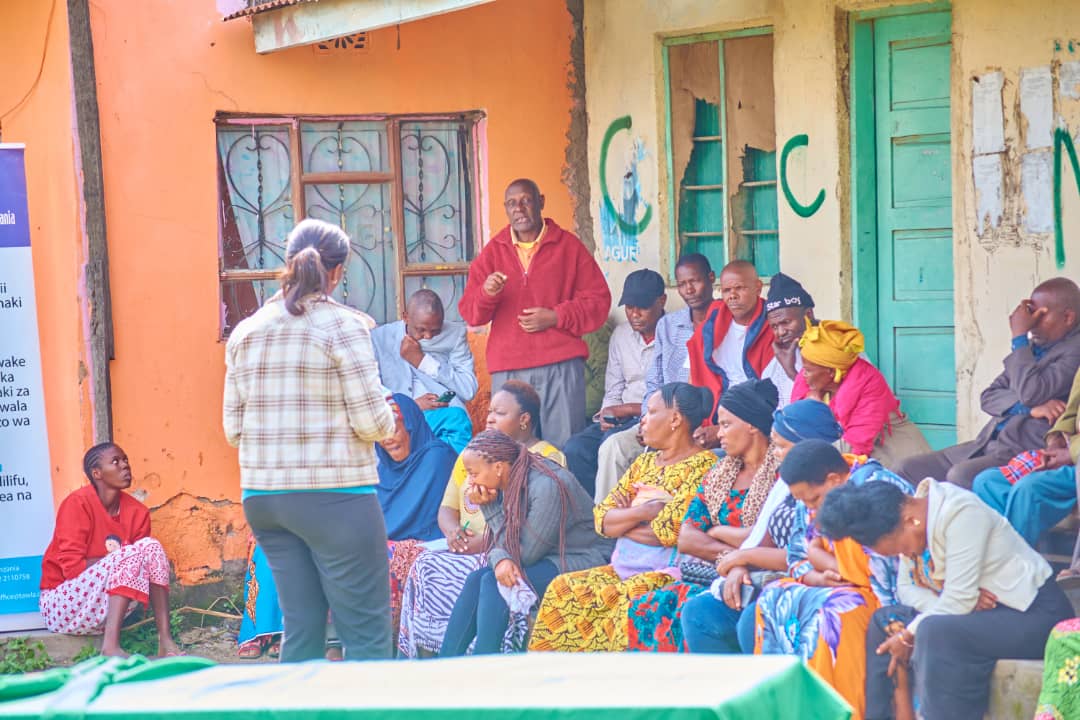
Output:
(224, 294), (395, 491)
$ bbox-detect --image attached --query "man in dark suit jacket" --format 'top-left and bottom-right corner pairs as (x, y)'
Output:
(896, 277), (1080, 489)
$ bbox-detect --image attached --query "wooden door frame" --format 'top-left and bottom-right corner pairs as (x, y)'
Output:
(849, 1), (951, 364)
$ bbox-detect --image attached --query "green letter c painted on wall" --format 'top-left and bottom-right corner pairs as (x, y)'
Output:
(600, 115), (652, 236)
(779, 134), (826, 218)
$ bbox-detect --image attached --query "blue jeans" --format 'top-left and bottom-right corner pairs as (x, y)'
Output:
(680, 592), (757, 654)
(440, 560), (559, 656)
(972, 465), (1077, 546)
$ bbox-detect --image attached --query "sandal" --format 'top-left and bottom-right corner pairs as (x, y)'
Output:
(324, 641), (343, 662)
(267, 638), (281, 659)
(1058, 568), (1080, 591)
(237, 639), (266, 659)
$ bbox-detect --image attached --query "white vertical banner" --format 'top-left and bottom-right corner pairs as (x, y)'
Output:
(0, 144), (55, 631)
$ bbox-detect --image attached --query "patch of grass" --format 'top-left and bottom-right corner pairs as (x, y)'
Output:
(71, 642), (98, 664)
(121, 609), (184, 657)
(0, 637), (52, 674)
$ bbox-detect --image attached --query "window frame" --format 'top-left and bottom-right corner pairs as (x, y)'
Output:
(660, 27), (777, 282)
(215, 111), (486, 335)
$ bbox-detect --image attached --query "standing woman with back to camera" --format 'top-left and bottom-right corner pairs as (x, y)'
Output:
(224, 218), (396, 662)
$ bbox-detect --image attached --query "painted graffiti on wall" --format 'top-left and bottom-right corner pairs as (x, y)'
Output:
(599, 116), (651, 263)
(779, 134), (825, 218)
(1054, 127), (1079, 268)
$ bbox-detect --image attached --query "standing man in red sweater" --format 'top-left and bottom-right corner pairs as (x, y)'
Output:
(459, 179), (611, 448)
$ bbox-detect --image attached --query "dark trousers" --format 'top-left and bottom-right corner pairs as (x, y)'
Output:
(894, 440), (1012, 489)
(866, 580), (1073, 720)
(440, 559), (559, 656)
(244, 492), (392, 662)
(563, 418), (637, 498)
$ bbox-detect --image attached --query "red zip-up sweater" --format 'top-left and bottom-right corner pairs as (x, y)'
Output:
(459, 219), (611, 373)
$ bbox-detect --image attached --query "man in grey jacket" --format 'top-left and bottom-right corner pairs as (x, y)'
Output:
(371, 289), (478, 453)
(896, 277), (1080, 489)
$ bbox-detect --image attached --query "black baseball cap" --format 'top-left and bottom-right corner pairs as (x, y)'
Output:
(618, 269), (666, 308)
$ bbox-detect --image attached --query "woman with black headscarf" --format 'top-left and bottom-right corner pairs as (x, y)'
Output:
(627, 379), (782, 652)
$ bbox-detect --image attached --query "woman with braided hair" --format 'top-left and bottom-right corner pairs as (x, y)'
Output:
(39, 443), (182, 657)
(439, 430), (610, 656)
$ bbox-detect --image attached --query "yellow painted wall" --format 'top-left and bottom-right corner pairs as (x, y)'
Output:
(584, 0), (1080, 439)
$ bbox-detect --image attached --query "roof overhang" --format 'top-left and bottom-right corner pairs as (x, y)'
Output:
(223, 0), (496, 54)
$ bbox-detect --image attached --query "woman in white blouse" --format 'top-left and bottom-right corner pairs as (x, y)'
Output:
(816, 477), (1073, 720)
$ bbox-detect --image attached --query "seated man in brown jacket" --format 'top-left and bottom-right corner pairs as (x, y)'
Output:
(896, 277), (1080, 489)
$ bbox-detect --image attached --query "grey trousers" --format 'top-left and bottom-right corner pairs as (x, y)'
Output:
(893, 440), (1012, 490)
(492, 357), (585, 449)
(243, 492), (391, 662)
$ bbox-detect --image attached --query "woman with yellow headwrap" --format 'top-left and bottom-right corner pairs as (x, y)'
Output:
(791, 320), (930, 468)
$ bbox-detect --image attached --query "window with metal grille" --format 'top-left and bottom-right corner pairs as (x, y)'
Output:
(662, 30), (779, 277)
(215, 113), (484, 337)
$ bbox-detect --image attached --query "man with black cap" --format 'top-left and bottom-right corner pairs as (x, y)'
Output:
(563, 269), (666, 497)
(762, 272), (816, 407)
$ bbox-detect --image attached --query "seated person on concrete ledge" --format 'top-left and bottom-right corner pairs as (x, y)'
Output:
(761, 272), (817, 408)
(372, 288), (478, 454)
(792, 319), (930, 469)
(592, 253), (714, 504)
(396, 380), (565, 658)
(972, 364), (1080, 548)
(680, 399), (844, 656)
(39, 443), (182, 658)
(818, 478), (1073, 720)
(896, 277), (1080, 489)
(754, 440), (912, 720)
(439, 430), (610, 656)
(564, 269), (665, 498)
(377, 394), (459, 640)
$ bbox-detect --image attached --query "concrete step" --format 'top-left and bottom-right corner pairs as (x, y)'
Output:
(987, 659), (1044, 720)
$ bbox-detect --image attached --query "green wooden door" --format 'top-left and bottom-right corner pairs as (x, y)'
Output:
(872, 11), (955, 448)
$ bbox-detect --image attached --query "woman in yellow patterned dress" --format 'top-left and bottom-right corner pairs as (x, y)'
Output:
(529, 382), (718, 652)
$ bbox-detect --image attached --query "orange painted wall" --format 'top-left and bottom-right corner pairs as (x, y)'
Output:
(0, 3), (95, 513)
(75, 0), (574, 583)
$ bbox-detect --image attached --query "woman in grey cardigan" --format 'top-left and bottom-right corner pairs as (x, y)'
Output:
(439, 430), (612, 656)
(817, 477), (1073, 720)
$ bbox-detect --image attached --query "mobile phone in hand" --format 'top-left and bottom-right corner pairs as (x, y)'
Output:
(436, 390), (456, 404)
(602, 415), (620, 425)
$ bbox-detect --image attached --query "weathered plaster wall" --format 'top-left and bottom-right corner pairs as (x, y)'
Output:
(0, 4), (95, 513)
(951, 0), (1080, 436)
(584, 0), (1080, 439)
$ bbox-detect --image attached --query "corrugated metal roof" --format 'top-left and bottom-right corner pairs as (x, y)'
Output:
(222, 0), (319, 22)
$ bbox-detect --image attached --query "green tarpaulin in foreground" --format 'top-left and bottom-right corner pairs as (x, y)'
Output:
(0, 653), (852, 719)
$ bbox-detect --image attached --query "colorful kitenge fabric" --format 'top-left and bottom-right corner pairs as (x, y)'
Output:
(1035, 617), (1080, 720)
(999, 449), (1044, 485)
(626, 449), (779, 653)
(387, 539), (425, 635)
(528, 450), (718, 652)
(397, 550), (487, 657)
(755, 457), (911, 720)
(238, 540), (283, 645)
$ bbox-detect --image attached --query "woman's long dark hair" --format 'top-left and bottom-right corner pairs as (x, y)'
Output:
(280, 219), (350, 316)
(465, 429), (575, 573)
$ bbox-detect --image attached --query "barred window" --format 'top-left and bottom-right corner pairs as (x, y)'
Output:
(216, 113), (484, 337)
